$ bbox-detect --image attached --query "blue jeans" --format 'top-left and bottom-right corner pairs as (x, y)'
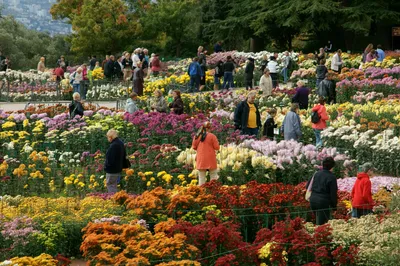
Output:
(352, 208), (372, 218)
(222, 72), (234, 89)
(214, 75), (220, 85)
(281, 67), (288, 83)
(242, 127), (259, 137)
(73, 84), (80, 93)
(189, 75), (200, 91)
(314, 129), (323, 148)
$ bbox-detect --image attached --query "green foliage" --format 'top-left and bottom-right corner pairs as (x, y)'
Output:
(0, 16), (71, 70)
(52, 0), (141, 57)
(138, 0), (201, 57)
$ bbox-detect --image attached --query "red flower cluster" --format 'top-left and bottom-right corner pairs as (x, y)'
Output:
(252, 217), (358, 265)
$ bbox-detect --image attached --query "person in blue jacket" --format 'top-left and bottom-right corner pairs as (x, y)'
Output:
(187, 57), (203, 92)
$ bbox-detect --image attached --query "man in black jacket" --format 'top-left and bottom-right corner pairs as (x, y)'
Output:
(69, 92), (84, 118)
(104, 55), (116, 80)
(114, 55), (123, 80)
(317, 73), (336, 104)
(245, 58), (255, 90)
(234, 91), (261, 136)
(104, 129), (126, 193)
(222, 56), (235, 89)
(306, 157), (338, 225)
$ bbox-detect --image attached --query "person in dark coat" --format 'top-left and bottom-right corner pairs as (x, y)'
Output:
(104, 129), (127, 193)
(315, 59), (328, 87)
(104, 55), (116, 80)
(89, 55), (97, 71)
(317, 72), (336, 104)
(263, 108), (277, 139)
(306, 157), (338, 225)
(199, 51), (207, 91)
(133, 62), (144, 96)
(214, 41), (223, 53)
(292, 80), (310, 110)
(234, 91), (261, 136)
(114, 56), (123, 80)
(169, 90), (184, 115)
(245, 58), (255, 90)
(222, 56), (235, 89)
(69, 92), (84, 118)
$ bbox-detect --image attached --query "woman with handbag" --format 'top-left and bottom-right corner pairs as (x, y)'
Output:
(306, 157), (338, 225)
(192, 121), (220, 186)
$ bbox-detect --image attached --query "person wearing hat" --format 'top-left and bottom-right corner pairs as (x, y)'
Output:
(351, 162), (375, 218)
(245, 58), (255, 90)
(192, 121), (220, 186)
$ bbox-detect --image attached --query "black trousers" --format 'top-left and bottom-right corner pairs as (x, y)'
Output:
(245, 78), (253, 90)
(270, 73), (278, 88)
(310, 201), (332, 225)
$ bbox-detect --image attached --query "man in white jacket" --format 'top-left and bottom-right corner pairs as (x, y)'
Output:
(330, 49), (343, 74)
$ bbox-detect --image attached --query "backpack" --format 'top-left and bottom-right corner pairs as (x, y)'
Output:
(311, 110), (321, 124)
(189, 63), (198, 76)
(69, 72), (76, 85)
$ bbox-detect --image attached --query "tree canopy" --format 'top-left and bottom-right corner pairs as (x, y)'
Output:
(5, 0), (400, 64)
(0, 16), (71, 70)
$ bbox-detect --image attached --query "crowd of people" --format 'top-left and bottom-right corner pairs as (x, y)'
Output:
(57, 39), (380, 226)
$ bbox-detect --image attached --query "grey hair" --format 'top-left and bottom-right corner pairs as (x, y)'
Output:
(72, 92), (80, 100)
(107, 129), (118, 139)
(360, 162), (374, 173)
(263, 68), (270, 73)
(247, 91), (257, 98)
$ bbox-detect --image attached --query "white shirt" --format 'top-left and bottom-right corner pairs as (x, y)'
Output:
(259, 75), (273, 96)
(331, 53), (342, 71)
(72, 72), (83, 84)
(131, 54), (140, 68)
(267, 61), (278, 73)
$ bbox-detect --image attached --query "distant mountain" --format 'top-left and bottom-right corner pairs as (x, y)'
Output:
(1, 0), (72, 35)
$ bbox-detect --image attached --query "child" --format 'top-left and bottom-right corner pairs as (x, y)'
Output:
(263, 108), (277, 139)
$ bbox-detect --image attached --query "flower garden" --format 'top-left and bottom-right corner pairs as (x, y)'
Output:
(1, 50), (400, 265)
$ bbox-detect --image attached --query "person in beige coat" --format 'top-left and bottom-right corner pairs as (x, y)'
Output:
(37, 57), (45, 72)
(259, 68), (273, 96)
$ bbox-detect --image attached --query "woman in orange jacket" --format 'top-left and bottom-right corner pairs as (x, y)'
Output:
(192, 121), (220, 185)
(311, 97), (329, 148)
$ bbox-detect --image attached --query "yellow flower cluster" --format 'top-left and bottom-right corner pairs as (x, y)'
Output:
(64, 173), (85, 188)
(1, 121), (16, 129)
(91, 67), (105, 80)
(11, 253), (58, 266)
(259, 242), (288, 263)
(362, 56), (399, 69)
(144, 72), (213, 95)
(1, 196), (125, 223)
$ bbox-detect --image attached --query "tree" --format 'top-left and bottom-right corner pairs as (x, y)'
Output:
(0, 16), (71, 70)
(139, 0), (201, 57)
(51, 0), (141, 56)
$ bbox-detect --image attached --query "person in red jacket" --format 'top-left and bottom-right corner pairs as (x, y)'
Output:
(311, 97), (329, 148)
(351, 162), (375, 218)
